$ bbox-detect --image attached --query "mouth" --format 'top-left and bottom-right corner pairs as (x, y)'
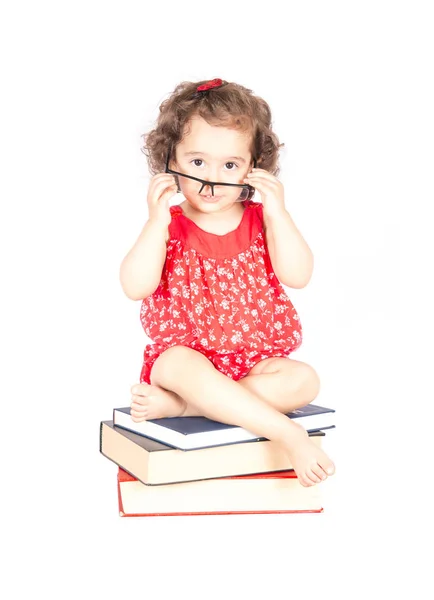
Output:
(200, 195), (222, 201)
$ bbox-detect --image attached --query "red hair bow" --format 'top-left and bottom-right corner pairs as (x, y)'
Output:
(196, 78), (223, 92)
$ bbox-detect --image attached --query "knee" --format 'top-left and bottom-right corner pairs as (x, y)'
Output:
(150, 345), (208, 388)
(285, 361), (320, 399)
(301, 364), (321, 400)
(150, 345), (189, 387)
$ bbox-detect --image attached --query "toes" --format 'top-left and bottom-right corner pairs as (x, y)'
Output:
(130, 382), (151, 395)
(323, 461), (336, 476)
(131, 413), (147, 422)
(299, 466), (327, 486)
(310, 464), (328, 481)
(131, 393), (154, 406)
(131, 399), (148, 420)
(131, 400), (147, 411)
(134, 394), (145, 404)
(307, 467), (323, 484)
(131, 406), (148, 421)
(130, 386), (160, 422)
(298, 473), (316, 487)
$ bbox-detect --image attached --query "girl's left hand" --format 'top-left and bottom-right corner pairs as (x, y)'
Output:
(244, 168), (286, 216)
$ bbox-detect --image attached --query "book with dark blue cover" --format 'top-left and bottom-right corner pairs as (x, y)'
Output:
(112, 403), (335, 451)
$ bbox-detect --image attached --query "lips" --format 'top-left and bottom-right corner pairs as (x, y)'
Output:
(201, 195), (221, 201)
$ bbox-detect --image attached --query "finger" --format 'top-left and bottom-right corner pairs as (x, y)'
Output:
(152, 172), (177, 182)
(250, 168), (268, 173)
(156, 180), (178, 196)
(149, 173), (177, 188)
(245, 174), (280, 187)
(150, 178), (177, 197)
(149, 185), (178, 207)
(244, 179), (279, 197)
(243, 178), (270, 193)
(247, 169), (280, 180)
(148, 175), (177, 196)
(250, 168), (277, 178)
(160, 184), (178, 200)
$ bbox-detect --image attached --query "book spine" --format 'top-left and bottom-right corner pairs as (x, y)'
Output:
(119, 509), (324, 517)
(117, 474), (125, 517)
(99, 421), (103, 453)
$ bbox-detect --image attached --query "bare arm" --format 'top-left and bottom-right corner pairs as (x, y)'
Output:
(120, 171), (177, 301)
(243, 170), (313, 289)
(263, 208), (314, 289)
(119, 218), (169, 301)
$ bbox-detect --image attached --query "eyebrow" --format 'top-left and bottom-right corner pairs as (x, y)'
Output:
(183, 151), (246, 164)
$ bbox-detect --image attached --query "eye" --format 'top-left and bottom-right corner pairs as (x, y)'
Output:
(190, 159), (239, 170)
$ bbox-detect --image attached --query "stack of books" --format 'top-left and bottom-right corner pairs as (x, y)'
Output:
(100, 403), (335, 516)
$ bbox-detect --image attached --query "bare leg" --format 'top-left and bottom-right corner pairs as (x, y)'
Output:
(131, 356), (319, 419)
(237, 357), (321, 413)
(131, 346), (335, 487)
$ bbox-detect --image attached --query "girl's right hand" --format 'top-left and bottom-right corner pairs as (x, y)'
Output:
(147, 173), (178, 227)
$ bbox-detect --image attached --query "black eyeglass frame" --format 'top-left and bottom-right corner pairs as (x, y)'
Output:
(164, 149), (257, 200)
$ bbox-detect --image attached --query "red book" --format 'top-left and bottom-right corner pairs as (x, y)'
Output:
(117, 467), (323, 516)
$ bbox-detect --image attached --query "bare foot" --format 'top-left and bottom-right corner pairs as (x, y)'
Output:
(283, 421), (336, 487)
(130, 383), (187, 422)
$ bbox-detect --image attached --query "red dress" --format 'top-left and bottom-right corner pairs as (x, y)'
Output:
(139, 200), (303, 384)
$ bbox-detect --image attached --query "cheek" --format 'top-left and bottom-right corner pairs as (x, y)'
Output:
(178, 178), (197, 193)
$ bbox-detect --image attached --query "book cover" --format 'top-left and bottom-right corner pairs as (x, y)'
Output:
(113, 403), (335, 450)
(100, 420), (326, 485)
(117, 467), (324, 516)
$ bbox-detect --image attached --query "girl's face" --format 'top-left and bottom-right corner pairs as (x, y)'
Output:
(170, 116), (254, 211)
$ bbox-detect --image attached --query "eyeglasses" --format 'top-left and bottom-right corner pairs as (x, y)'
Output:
(165, 149), (257, 201)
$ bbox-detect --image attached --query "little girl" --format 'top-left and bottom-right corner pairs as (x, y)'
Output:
(120, 78), (335, 487)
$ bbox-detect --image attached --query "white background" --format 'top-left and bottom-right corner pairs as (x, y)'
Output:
(1, 1), (433, 598)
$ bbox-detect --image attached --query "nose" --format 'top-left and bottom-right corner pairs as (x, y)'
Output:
(211, 168), (220, 181)
(205, 169), (219, 186)
(199, 169), (220, 195)
(199, 181), (216, 196)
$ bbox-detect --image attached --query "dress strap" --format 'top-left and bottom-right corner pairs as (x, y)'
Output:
(244, 199), (264, 224)
(169, 205), (183, 218)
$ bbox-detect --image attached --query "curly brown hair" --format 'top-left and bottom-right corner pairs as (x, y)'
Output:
(141, 79), (284, 177)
